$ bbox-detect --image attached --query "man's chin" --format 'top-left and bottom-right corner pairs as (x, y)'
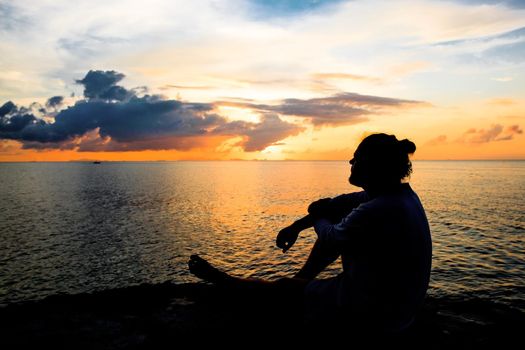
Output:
(349, 176), (362, 187)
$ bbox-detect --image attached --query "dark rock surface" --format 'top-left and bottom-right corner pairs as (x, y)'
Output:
(0, 282), (523, 349)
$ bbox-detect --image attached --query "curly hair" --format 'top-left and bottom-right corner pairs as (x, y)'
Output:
(355, 133), (416, 183)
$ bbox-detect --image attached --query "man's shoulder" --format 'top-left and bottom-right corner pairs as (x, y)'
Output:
(356, 186), (418, 214)
(332, 191), (369, 204)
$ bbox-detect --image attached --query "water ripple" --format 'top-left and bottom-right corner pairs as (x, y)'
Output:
(0, 161), (523, 311)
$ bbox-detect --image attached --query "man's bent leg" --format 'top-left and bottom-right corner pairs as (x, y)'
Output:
(294, 239), (340, 280)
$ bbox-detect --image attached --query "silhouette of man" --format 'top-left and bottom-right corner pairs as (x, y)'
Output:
(189, 133), (432, 333)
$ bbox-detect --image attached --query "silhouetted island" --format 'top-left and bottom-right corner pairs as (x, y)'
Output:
(0, 282), (522, 349)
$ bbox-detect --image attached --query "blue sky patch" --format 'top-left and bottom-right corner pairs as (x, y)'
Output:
(247, 0), (347, 19)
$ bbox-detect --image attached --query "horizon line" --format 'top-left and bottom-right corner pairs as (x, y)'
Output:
(1, 159), (525, 163)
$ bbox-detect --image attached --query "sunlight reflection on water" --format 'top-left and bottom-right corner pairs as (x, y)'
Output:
(0, 161), (523, 309)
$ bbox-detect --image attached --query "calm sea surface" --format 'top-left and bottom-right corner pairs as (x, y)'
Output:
(0, 161), (524, 310)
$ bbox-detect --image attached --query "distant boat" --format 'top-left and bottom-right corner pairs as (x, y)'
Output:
(93, 161), (101, 164)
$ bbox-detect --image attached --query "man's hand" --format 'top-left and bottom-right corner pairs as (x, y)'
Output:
(276, 225), (300, 253)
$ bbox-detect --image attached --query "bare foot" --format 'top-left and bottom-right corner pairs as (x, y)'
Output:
(188, 255), (232, 284)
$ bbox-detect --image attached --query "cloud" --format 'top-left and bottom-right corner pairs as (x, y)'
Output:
(506, 124), (523, 135)
(470, 125), (504, 143)
(218, 92), (425, 127)
(0, 70), (306, 153)
(0, 101), (44, 137)
(309, 73), (384, 92)
(213, 113), (304, 152)
(488, 98), (517, 106)
(434, 26), (525, 47)
(46, 96), (64, 109)
(227, 77), (299, 86)
(75, 70), (127, 100)
(457, 124), (523, 143)
(0, 101), (16, 117)
(425, 135), (448, 146)
(387, 61), (432, 78)
(429, 124), (523, 146)
(1, 97), (222, 146)
(311, 73), (382, 83)
(435, 25), (525, 65)
(483, 36), (525, 64)
(0, 139), (18, 152)
(449, 0), (525, 10)
(159, 84), (214, 91)
(57, 35), (128, 60)
(0, 2), (27, 31)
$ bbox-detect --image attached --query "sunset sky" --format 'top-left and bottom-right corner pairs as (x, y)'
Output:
(1, 0), (524, 161)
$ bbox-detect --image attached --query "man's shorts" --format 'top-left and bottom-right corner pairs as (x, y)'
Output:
(303, 273), (348, 322)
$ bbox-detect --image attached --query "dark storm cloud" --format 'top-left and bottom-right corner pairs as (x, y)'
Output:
(218, 92), (423, 126)
(46, 96), (64, 109)
(75, 70), (126, 99)
(0, 70), (307, 152)
(0, 101), (44, 135)
(0, 69), (224, 146)
(0, 101), (16, 117)
(0, 97), (221, 144)
(0, 111), (41, 134)
(98, 85), (132, 101)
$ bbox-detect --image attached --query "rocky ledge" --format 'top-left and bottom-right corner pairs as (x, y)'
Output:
(0, 282), (523, 349)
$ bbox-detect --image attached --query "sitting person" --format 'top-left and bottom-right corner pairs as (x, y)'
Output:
(188, 133), (432, 334)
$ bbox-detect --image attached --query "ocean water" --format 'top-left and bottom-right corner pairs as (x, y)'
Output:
(0, 161), (524, 310)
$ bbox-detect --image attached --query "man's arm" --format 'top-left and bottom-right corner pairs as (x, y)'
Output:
(314, 192), (369, 222)
(290, 213), (315, 231)
(276, 191), (368, 252)
(275, 214), (314, 253)
(275, 200), (334, 252)
(313, 203), (370, 244)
